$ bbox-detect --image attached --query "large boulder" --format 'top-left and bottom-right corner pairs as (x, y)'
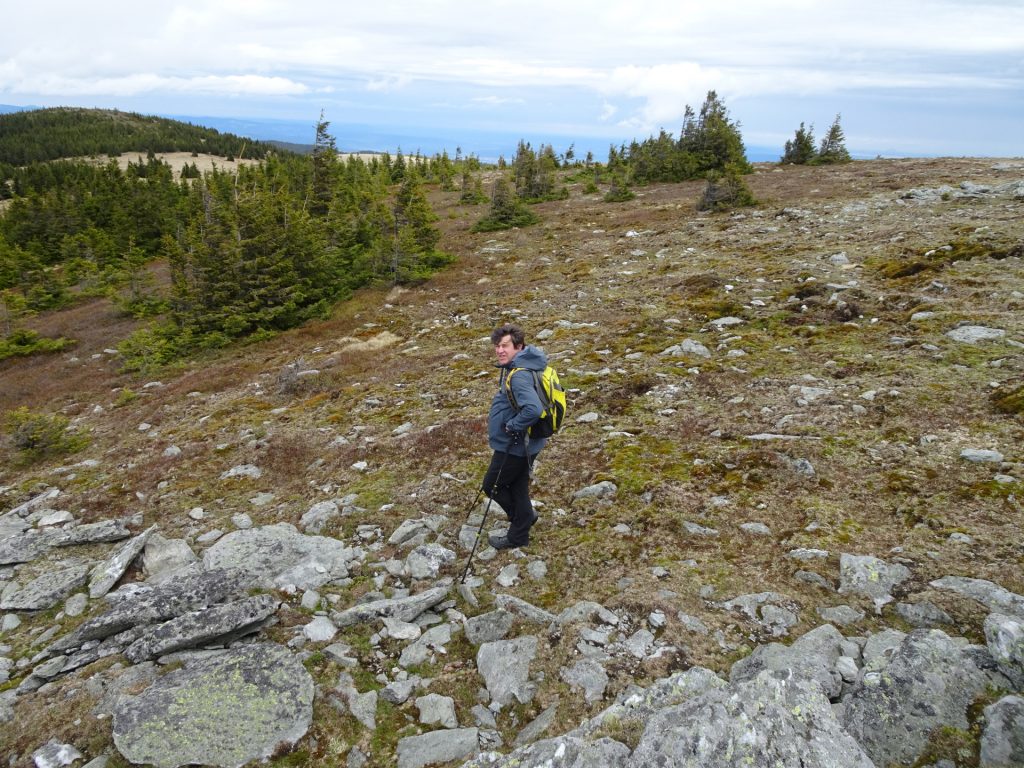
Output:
(477, 636), (539, 706)
(729, 623), (845, 699)
(625, 670), (874, 768)
(112, 643), (313, 768)
(202, 523), (360, 591)
(840, 629), (1006, 766)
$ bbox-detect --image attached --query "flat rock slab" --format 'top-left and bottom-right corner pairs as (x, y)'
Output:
(89, 525), (156, 598)
(123, 594), (280, 663)
(202, 523), (359, 590)
(112, 643), (313, 768)
(0, 563), (90, 611)
(396, 727), (478, 768)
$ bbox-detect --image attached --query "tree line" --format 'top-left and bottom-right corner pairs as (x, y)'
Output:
(0, 107), (278, 171)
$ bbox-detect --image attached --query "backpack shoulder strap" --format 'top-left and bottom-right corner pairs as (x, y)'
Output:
(505, 367), (549, 411)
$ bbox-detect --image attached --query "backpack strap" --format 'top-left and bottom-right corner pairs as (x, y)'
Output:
(504, 368), (550, 412)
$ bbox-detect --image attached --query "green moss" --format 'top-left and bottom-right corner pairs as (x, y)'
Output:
(991, 381), (1024, 415)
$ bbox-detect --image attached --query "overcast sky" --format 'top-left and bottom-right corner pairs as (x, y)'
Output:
(2, 1), (1022, 159)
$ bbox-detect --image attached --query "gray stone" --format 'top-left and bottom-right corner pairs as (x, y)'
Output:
(985, 613), (1024, 687)
(496, 564), (519, 587)
(1, 563), (90, 611)
(388, 518), (431, 546)
(48, 568), (251, 654)
(572, 481), (617, 500)
(980, 695), (1024, 768)
(89, 525), (157, 598)
(382, 616), (421, 641)
(514, 702), (559, 747)
(31, 740), (83, 768)
(204, 523), (359, 591)
(895, 600), (953, 628)
(49, 519), (132, 547)
(683, 521), (719, 537)
(961, 448), (1005, 463)
(946, 325), (1006, 343)
(731, 623), (845, 700)
(465, 609), (514, 645)
(336, 672), (378, 730)
(496, 594), (559, 625)
(721, 592), (800, 637)
(0, 530), (50, 565)
(396, 727), (478, 768)
(556, 600), (619, 627)
(399, 623), (451, 668)
(122, 594), (280, 663)
(627, 669), (873, 768)
(930, 576), (1024, 619)
(862, 628), (907, 665)
(625, 628), (655, 658)
(561, 659), (609, 704)
(478, 635), (538, 706)
(219, 463), (262, 480)
(37, 510), (74, 527)
(142, 533), (198, 583)
(300, 501), (340, 534)
(303, 615), (338, 643)
(838, 553), (911, 611)
(64, 592), (88, 617)
(406, 544), (456, 580)
(416, 693), (458, 728)
(381, 677), (418, 704)
(331, 585), (449, 628)
(841, 629), (1002, 767)
(112, 643), (313, 768)
(817, 604), (865, 626)
(461, 736), (630, 768)
(526, 560), (547, 580)
(740, 522), (772, 536)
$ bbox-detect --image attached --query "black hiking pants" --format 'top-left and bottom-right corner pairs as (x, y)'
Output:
(482, 451), (537, 546)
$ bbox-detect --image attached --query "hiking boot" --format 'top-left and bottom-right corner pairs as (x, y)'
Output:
(488, 534), (521, 550)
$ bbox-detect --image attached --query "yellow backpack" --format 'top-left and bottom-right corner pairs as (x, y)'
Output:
(505, 366), (567, 438)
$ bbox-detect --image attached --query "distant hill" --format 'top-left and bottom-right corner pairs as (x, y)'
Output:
(0, 107), (287, 166)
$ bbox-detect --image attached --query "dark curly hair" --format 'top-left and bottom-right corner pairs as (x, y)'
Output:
(490, 323), (525, 347)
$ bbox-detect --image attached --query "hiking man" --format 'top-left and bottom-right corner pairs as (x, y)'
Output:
(484, 323), (548, 550)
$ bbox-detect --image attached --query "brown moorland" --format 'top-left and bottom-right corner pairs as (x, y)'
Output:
(1, 156), (1022, 765)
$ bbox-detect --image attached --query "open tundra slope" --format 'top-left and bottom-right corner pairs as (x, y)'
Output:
(0, 156), (1022, 767)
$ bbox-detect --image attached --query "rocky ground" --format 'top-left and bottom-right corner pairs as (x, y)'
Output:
(1, 157), (1023, 767)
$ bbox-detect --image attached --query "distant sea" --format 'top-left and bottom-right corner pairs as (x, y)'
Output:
(1, 104), (783, 163)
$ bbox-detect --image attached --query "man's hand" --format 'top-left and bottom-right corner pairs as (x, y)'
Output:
(503, 422), (523, 444)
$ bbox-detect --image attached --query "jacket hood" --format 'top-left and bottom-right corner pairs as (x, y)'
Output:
(505, 344), (547, 372)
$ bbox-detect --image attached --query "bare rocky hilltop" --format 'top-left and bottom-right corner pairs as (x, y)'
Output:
(1, 157), (1023, 767)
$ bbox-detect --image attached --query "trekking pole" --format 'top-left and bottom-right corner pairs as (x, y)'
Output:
(459, 451), (509, 584)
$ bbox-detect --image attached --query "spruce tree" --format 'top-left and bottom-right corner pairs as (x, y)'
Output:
(781, 122), (817, 164)
(309, 112), (337, 216)
(816, 114), (851, 164)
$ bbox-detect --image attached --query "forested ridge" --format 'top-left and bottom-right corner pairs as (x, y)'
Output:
(0, 107), (278, 168)
(0, 111), (456, 365)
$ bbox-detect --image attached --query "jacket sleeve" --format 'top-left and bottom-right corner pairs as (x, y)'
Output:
(505, 370), (544, 432)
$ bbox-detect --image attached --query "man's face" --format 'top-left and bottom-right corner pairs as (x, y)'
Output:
(494, 335), (522, 366)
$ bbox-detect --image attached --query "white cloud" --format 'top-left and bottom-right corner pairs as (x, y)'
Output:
(0, 0), (1020, 154)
